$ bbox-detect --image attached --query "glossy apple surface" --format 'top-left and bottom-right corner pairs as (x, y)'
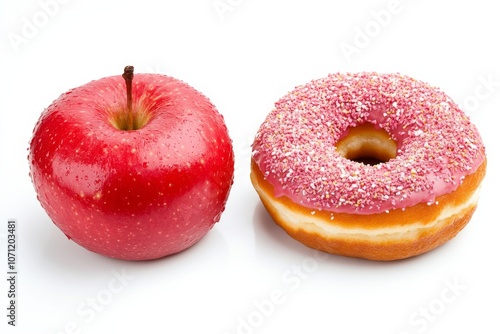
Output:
(29, 70), (234, 260)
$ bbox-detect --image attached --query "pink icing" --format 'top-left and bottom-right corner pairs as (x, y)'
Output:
(252, 72), (486, 214)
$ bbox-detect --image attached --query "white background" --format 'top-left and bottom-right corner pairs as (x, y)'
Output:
(1, 1), (499, 333)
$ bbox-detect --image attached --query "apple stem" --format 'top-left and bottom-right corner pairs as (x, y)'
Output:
(122, 66), (134, 130)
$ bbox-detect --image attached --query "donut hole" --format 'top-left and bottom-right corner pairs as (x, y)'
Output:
(335, 123), (398, 166)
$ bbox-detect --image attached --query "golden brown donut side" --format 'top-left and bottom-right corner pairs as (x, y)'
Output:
(251, 159), (487, 261)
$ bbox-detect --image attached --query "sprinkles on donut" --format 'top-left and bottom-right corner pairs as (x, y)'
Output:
(251, 72), (486, 261)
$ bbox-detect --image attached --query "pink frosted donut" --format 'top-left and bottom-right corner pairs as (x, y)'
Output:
(251, 72), (487, 261)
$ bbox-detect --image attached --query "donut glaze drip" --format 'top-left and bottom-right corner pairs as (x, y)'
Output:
(252, 73), (486, 214)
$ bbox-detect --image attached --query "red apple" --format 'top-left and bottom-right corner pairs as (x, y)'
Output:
(29, 66), (234, 260)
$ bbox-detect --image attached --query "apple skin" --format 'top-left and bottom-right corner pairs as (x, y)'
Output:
(29, 73), (234, 260)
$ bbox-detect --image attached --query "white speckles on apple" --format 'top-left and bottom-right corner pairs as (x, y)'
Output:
(29, 73), (234, 260)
